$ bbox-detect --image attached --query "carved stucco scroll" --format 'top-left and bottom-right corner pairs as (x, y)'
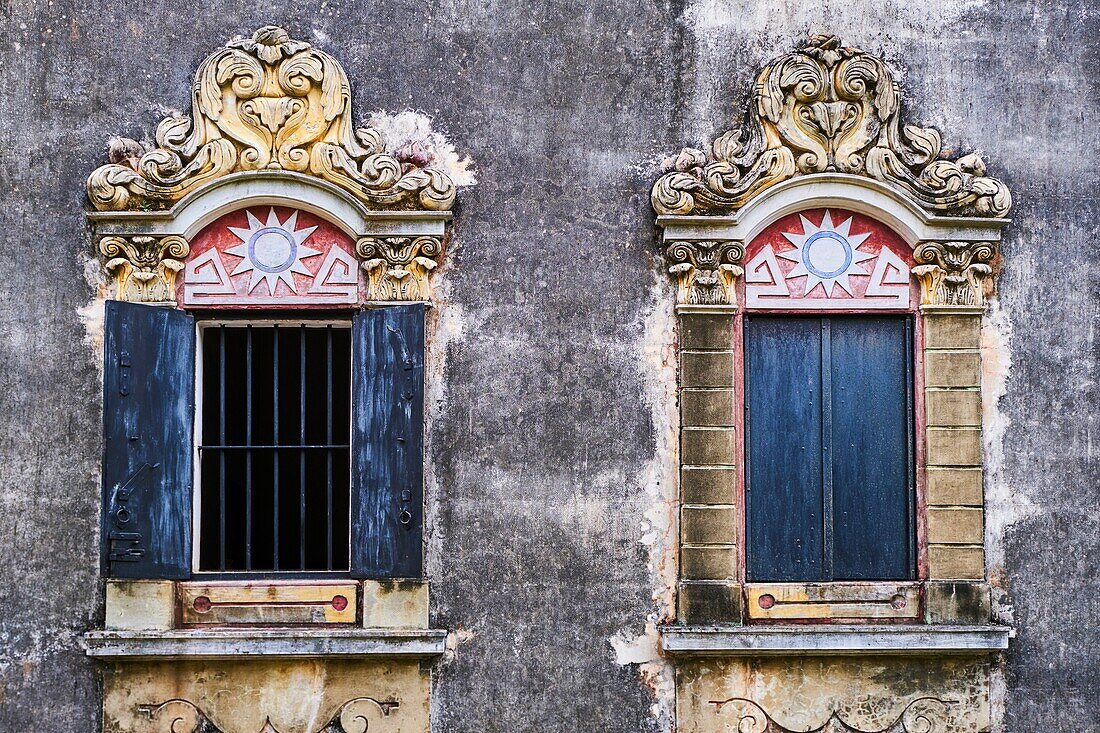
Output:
(87, 26), (455, 213)
(666, 240), (745, 306)
(99, 235), (190, 303)
(652, 35), (1012, 218)
(912, 240), (997, 307)
(138, 697), (401, 733)
(711, 697), (960, 733)
(355, 236), (443, 301)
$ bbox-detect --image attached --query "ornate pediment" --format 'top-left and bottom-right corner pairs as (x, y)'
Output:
(652, 35), (1011, 218)
(88, 26), (455, 212)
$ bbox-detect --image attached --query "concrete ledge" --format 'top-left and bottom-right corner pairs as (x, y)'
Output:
(660, 624), (1012, 656)
(83, 628), (448, 660)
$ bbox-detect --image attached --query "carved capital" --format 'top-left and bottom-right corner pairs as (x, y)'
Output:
(355, 236), (443, 301)
(665, 240), (745, 306)
(652, 35), (1011, 218)
(912, 240), (997, 307)
(99, 234), (190, 303)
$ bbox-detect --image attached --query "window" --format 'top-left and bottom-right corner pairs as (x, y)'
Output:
(101, 300), (426, 581)
(745, 315), (915, 582)
(197, 323), (352, 573)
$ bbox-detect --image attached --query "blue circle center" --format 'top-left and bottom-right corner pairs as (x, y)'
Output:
(802, 231), (853, 279)
(247, 227), (298, 273)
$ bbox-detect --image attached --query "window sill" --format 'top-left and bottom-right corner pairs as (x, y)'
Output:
(83, 627), (448, 660)
(660, 624), (1012, 657)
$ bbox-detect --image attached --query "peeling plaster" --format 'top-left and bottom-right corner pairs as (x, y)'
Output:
(367, 110), (477, 188)
(981, 300), (1039, 626)
(609, 277), (679, 732)
(78, 253), (108, 375)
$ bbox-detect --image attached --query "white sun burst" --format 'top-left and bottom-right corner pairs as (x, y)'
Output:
(226, 209), (320, 295)
(778, 210), (875, 296)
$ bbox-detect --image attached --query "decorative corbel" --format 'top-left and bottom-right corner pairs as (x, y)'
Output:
(665, 240), (745, 307)
(355, 236), (444, 302)
(912, 240), (997, 307)
(99, 234), (190, 304)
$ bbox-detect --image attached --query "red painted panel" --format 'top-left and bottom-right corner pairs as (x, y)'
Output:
(179, 206), (360, 309)
(743, 209), (915, 310)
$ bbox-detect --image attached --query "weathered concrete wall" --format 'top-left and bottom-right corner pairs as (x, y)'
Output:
(0, 1), (1096, 731)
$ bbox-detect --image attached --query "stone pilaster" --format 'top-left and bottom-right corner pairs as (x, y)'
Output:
(677, 306), (741, 624)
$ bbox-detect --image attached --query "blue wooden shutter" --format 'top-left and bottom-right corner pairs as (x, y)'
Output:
(745, 317), (825, 581)
(351, 304), (425, 578)
(101, 301), (195, 579)
(829, 317), (914, 579)
(745, 316), (914, 582)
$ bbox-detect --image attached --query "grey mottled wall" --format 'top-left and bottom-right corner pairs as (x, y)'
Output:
(0, 1), (1096, 731)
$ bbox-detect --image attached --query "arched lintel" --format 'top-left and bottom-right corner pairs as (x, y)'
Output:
(87, 170), (451, 241)
(657, 173), (1009, 247)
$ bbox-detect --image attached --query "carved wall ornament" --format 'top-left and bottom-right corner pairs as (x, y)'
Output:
(652, 35), (1012, 218)
(99, 234), (190, 303)
(138, 696), (400, 733)
(355, 236), (443, 301)
(666, 240), (746, 306)
(912, 240), (997, 307)
(87, 25), (455, 213)
(710, 697), (958, 733)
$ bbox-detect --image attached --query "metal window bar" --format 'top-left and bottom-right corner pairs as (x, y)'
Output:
(198, 323), (351, 573)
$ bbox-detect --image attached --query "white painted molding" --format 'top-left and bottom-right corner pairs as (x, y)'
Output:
(660, 624), (1013, 656)
(87, 170), (451, 240)
(657, 174), (1009, 248)
(82, 628), (448, 659)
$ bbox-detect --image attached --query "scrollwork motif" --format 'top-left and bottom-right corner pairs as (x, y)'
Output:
(355, 236), (443, 301)
(136, 697), (399, 733)
(710, 697), (957, 733)
(99, 234), (190, 303)
(87, 26), (455, 213)
(652, 35), (1011, 218)
(665, 240), (745, 306)
(912, 240), (997, 307)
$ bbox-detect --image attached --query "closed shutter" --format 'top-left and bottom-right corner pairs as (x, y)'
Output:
(745, 315), (914, 582)
(101, 301), (195, 579)
(350, 304), (425, 578)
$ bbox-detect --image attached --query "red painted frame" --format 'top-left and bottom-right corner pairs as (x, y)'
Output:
(730, 208), (929, 621)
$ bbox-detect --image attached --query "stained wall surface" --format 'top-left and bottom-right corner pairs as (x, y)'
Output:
(0, 1), (1096, 731)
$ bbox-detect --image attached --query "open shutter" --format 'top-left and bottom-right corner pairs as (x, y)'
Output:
(101, 301), (195, 579)
(351, 304), (425, 578)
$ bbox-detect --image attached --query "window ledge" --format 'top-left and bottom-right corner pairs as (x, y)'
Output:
(83, 627), (448, 660)
(660, 624), (1013, 657)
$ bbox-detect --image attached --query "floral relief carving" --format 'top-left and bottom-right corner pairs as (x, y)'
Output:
(355, 236), (443, 301)
(652, 35), (1011, 218)
(99, 234), (190, 303)
(665, 240), (745, 306)
(912, 240), (997, 307)
(710, 697), (959, 733)
(87, 25), (455, 213)
(138, 696), (400, 733)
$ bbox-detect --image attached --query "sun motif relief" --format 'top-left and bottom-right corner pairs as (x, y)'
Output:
(779, 210), (874, 296)
(226, 209), (320, 295)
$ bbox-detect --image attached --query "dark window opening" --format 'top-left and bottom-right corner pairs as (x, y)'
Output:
(199, 324), (351, 572)
(745, 315), (915, 582)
